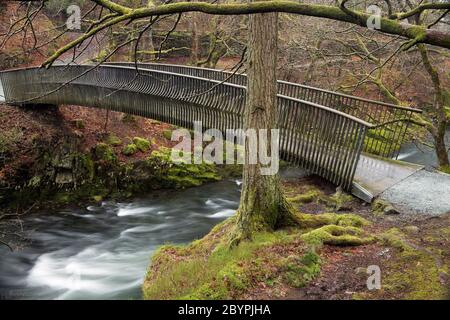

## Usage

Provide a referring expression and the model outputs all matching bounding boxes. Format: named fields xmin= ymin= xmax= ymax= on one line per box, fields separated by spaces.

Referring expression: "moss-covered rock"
xmin=122 ymin=143 xmax=138 ymax=156
xmin=145 ymin=147 xmax=221 ymax=188
xmin=133 ymin=137 xmax=151 ymax=152
xmin=106 ymin=134 xmax=122 ymax=146
xmin=94 ymin=143 xmax=116 ymax=163
xmin=372 ymin=198 xmax=399 ymax=215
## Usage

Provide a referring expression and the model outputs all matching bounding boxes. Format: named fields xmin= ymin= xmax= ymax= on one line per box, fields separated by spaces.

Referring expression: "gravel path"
xmin=380 ymin=169 xmax=450 ymax=216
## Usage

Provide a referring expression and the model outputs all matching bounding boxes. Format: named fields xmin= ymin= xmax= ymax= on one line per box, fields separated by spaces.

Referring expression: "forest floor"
xmin=280 ymin=176 xmax=449 ymax=300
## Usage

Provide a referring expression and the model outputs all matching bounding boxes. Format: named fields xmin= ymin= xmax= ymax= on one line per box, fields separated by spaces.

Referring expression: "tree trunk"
xmin=230 ymin=6 xmax=293 ymax=244
xmin=435 ymin=130 xmax=449 ymax=168
xmin=190 ymin=16 xmax=200 ymax=64
xmin=418 ymin=44 xmax=449 ymax=168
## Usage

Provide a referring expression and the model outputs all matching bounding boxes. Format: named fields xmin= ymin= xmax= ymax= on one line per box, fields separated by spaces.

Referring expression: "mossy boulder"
xmin=146 ymin=147 xmax=221 ymax=188
xmin=122 ymin=143 xmax=138 ymax=156
xmin=372 ymin=198 xmax=399 ymax=215
xmin=94 ymin=143 xmax=116 ymax=163
xmin=106 ymin=134 xmax=122 ymax=146
xmin=133 ymin=137 xmax=151 ymax=152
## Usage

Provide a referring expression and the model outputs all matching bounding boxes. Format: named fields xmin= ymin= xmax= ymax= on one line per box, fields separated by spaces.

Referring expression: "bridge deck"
xmin=352 ymin=154 xmax=423 ymax=202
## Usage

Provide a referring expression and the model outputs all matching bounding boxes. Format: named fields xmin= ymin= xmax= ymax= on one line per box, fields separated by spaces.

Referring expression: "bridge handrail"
xmin=104 ymin=62 xmax=421 ymax=113
xmin=104 ymin=62 xmax=418 ymax=159
xmin=0 ymin=65 xmax=374 ymax=128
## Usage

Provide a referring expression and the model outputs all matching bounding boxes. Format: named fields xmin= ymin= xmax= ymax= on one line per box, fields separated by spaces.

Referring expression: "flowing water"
xmin=0 ymin=180 xmax=242 ymax=300
xmin=396 ymin=128 xmax=450 ymax=169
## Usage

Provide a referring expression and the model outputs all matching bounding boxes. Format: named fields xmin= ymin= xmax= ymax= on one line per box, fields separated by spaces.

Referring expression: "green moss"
xmin=283 ymin=250 xmax=321 ymax=288
xmin=372 ymin=228 xmax=448 ymax=300
xmin=287 ymin=189 xmax=321 ymax=204
xmin=327 ymin=190 xmax=354 ymax=211
xmin=146 ymin=147 xmax=221 ymax=188
xmin=441 ymin=227 xmax=450 ymax=237
xmin=133 ymin=137 xmax=151 ymax=152
xmin=163 ymin=129 xmax=173 ymax=140
xmin=377 ymin=228 xmax=418 ymax=254
xmin=94 ymin=143 xmax=117 ymax=163
xmin=106 ymin=134 xmax=122 ymax=146
xmin=79 ymin=154 xmax=95 ymax=181
xmin=54 ymin=193 xmax=71 ymax=204
xmin=438 ymin=165 xmax=450 ymax=175
xmin=300 ymin=224 xmax=374 ymax=246
xmin=143 ymin=219 xmax=314 ymax=300
xmin=122 ymin=143 xmax=138 ymax=156
xmin=295 ymin=212 xmax=370 ymax=229
xmin=92 ymin=195 xmax=103 ymax=202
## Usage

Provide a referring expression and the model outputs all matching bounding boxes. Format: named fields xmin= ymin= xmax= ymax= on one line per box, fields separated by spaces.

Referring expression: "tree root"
xmin=279 ymin=210 xmax=370 ymax=229
xmin=228 ymin=193 xmax=372 ymax=248
xmin=300 ymin=224 xmax=375 ymax=246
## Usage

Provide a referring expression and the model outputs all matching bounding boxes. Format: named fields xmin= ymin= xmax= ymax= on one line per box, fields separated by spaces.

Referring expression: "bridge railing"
xmin=0 ymin=65 xmax=372 ymax=190
xmin=105 ymin=62 xmax=421 ymax=159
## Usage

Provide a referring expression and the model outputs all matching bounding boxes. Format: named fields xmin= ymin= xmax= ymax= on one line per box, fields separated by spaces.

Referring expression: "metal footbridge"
xmin=0 ymin=63 xmax=424 ymax=202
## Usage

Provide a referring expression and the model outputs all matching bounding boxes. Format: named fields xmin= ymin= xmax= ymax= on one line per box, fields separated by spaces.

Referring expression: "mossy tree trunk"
xmin=418 ymin=44 xmax=449 ymax=169
xmin=230 ymin=3 xmax=294 ymax=244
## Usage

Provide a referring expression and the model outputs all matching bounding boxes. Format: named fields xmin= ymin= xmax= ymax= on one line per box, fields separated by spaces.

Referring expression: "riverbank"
xmin=0 ymin=103 xmax=240 ymax=212
xmin=143 ymin=175 xmax=450 ymax=300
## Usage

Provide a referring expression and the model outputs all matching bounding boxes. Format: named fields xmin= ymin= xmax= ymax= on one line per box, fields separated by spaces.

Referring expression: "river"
xmin=396 ymin=128 xmax=450 ymax=170
xmin=0 ymin=180 xmax=241 ymax=300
